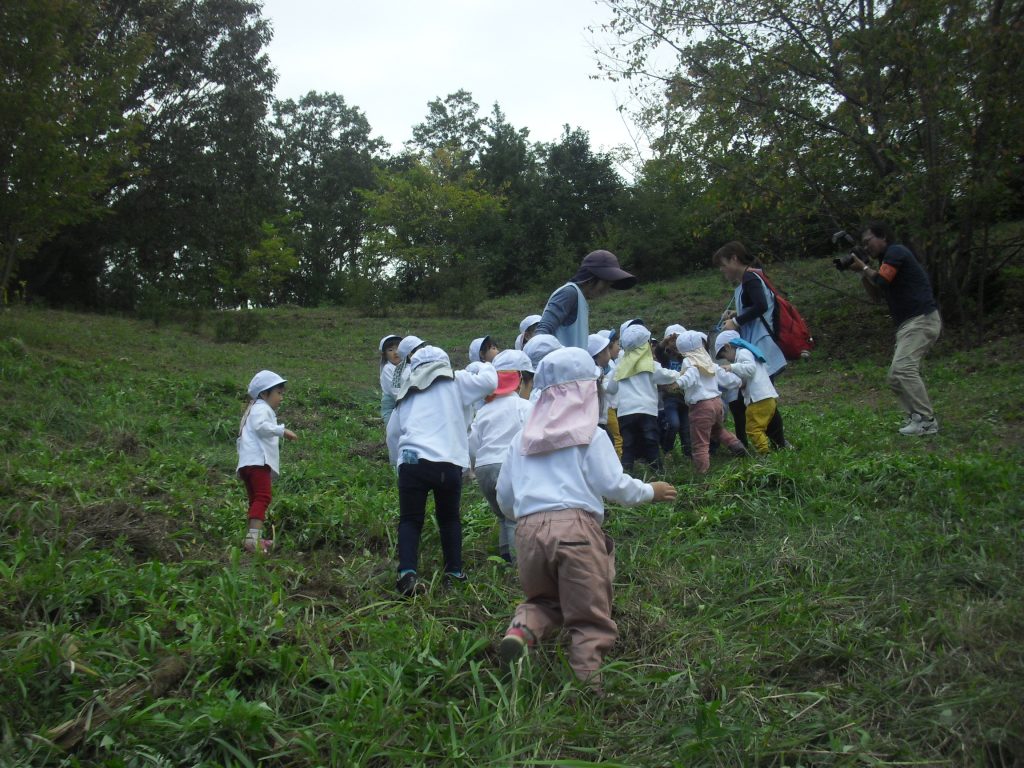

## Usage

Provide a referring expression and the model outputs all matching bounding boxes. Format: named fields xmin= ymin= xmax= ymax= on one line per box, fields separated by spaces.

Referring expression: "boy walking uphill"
xmin=387 ymin=346 xmax=497 ymax=596
xmin=495 ymin=347 xmax=677 ymax=685
xmin=604 ymin=324 xmax=680 ymax=473
xmin=237 ymin=370 xmax=298 ymax=554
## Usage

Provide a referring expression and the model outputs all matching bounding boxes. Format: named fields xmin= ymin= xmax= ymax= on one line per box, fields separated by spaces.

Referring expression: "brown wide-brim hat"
xmin=580 ymin=250 xmax=637 ymax=289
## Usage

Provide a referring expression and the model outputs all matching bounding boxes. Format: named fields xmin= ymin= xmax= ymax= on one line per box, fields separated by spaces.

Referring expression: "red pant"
xmin=239 ymin=465 xmax=272 ymax=521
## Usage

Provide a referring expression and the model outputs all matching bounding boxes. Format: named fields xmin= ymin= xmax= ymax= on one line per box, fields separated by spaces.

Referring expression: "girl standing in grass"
xmin=496 ymin=347 xmax=676 ymax=686
xmin=386 ymin=346 xmax=497 ymax=596
xmin=237 ymin=370 xmax=298 ymax=554
xmin=379 ymin=334 xmax=402 ymax=423
xmin=674 ymin=331 xmax=747 ymax=474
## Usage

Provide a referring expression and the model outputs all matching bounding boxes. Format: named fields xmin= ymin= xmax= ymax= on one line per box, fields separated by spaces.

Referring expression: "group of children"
xmin=232 ymin=298 xmax=786 ymax=688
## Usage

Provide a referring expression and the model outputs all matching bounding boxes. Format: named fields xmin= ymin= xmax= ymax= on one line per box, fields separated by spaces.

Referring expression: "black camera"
xmin=831 ymin=230 xmax=869 ymax=271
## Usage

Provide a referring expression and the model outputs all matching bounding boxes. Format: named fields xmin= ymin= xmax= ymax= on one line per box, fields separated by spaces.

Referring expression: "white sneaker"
xmin=899 ymin=413 xmax=938 ymax=436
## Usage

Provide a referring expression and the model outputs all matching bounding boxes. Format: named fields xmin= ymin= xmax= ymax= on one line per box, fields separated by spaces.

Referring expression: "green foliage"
xmin=213 ymin=311 xmax=263 ymax=344
xmin=271 ymin=92 xmax=386 ymax=306
xmin=0 ymin=0 xmax=147 ymax=297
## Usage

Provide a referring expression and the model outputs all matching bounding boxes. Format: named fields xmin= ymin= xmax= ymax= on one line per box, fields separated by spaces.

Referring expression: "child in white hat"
xmin=604 ymin=323 xmax=680 ymax=473
xmin=674 ymin=331 xmax=747 ymax=474
xmin=495 ymin=347 xmax=676 ymax=686
xmin=469 ymin=349 xmax=534 ymax=564
xmin=714 ymin=330 xmax=779 ymax=455
xmin=386 ymin=346 xmax=498 ymax=596
xmin=379 ymin=334 xmax=402 ymax=422
xmin=237 ymin=370 xmax=298 ymax=553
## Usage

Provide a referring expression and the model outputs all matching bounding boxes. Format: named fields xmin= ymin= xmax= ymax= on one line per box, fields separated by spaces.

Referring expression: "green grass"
xmin=1 ymin=263 xmax=1022 ymax=766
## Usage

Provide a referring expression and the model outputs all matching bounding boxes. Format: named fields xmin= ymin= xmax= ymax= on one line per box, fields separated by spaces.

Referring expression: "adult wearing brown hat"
xmin=535 ymin=250 xmax=637 ymax=350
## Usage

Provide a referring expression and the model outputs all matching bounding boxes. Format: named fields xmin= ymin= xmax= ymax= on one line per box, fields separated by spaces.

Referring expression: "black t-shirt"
xmin=872 ymin=244 xmax=937 ymax=325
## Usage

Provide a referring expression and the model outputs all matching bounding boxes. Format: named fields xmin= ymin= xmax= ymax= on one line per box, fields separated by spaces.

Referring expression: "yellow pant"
xmin=607 ymin=408 xmax=623 ymax=458
xmin=745 ymin=398 xmax=777 ymax=455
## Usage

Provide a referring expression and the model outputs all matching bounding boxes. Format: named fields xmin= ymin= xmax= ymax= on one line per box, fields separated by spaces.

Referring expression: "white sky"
xmin=259 ymin=0 xmax=649 ymax=164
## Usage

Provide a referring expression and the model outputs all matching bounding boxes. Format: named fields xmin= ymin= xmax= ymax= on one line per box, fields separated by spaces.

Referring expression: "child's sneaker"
xmin=444 ymin=571 xmax=468 ymax=588
xmin=498 ymin=627 xmax=529 ymax=666
xmin=899 ymin=413 xmax=939 ymax=436
xmin=396 ymin=571 xmax=420 ymax=597
xmin=243 ymin=537 xmax=274 ymax=554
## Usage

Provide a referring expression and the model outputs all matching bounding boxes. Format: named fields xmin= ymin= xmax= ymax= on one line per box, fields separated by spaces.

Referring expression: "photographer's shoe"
xmin=899 ymin=413 xmax=939 ymax=436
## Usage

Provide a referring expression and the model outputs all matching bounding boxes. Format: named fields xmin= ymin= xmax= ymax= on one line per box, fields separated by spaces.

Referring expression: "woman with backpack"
xmin=712 ymin=241 xmax=790 ymax=450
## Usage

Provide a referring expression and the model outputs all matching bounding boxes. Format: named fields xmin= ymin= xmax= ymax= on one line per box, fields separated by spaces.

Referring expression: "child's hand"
xmin=723 ymin=318 xmax=739 ymax=331
xmin=650 ymin=482 xmax=677 ymax=502
xmin=720 ymin=364 xmax=732 ymax=372
xmin=284 ymin=429 xmax=298 ymax=441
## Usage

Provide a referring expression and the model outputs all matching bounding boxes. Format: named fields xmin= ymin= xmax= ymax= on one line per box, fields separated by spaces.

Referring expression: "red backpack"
xmin=749 ymin=268 xmax=814 ymax=360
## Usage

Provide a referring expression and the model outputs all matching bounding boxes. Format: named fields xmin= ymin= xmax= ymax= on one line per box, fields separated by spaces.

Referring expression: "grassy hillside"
xmin=1 ymin=263 xmax=1022 ymax=767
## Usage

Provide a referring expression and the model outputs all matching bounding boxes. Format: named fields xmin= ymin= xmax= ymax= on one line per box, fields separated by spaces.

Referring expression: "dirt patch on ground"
xmin=60 ymin=501 xmax=196 ymax=562
xmin=348 ymin=439 xmax=388 ymax=461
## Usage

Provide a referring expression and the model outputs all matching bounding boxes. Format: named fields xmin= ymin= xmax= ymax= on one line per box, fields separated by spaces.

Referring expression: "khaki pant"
xmin=507 ymin=508 xmax=616 ymax=682
xmin=889 ymin=311 xmax=941 ymax=420
xmin=745 ymin=398 xmax=777 ymax=455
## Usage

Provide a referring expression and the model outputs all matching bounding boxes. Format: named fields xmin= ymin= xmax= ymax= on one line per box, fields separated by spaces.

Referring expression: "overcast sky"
xmin=259 ymin=0 xmax=648 ymax=162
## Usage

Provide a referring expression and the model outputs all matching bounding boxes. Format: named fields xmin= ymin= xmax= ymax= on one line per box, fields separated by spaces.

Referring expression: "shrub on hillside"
xmin=213 ymin=311 xmax=261 ymax=343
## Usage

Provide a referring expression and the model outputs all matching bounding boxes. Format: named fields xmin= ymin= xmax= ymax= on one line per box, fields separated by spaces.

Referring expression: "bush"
xmin=213 ymin=310 xmax=261 ymax=343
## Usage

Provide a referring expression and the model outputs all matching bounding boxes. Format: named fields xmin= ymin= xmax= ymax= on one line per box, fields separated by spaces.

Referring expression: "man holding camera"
xmin=847 ymin=222 xmax=941 ymax=436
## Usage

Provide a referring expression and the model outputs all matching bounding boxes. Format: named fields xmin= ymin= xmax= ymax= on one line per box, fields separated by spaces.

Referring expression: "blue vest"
xmin=552 ymin=282 xmax=589 ymax=350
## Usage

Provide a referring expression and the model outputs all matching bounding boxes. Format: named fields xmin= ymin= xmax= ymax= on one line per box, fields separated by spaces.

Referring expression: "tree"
xmin=361 ymin=158 xmax=504 ymax=313
xmin=271 ymin=92 xmax=386 ymax=305
xmin=597 ymin=0 xmax=1024 ymax=319
xmin=408 ymin=90 xmax=487 ymax=181
xmin=540 ymin=126 xmax=625 ymax=270
xmin=21 ymin=0 xmax=279 ymax=309
xmin=0 ymin=0 xmax=146 ymax=299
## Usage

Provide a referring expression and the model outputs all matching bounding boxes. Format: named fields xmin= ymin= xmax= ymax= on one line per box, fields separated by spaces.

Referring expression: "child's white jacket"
xmin=469 ymin=395 xmax=533 ymax=467
xmin=678 ymin=361 xmax=742 ymax=406
xmin=387 ymin=365 xmax=498 ymax=469
xmin=729 ymin=348 xmax=779 ymax=405
xmin=237 ymin=400 xmax=286 ymax=478
xmin=604 ymin=363 xmax=679 ymax=417
xmin=496 ymin=427 xmax=652 ymax=523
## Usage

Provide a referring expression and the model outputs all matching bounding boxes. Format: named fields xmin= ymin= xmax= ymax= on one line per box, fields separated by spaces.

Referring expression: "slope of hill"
xmin=1 ymin=266 xmax=1022 ymax=766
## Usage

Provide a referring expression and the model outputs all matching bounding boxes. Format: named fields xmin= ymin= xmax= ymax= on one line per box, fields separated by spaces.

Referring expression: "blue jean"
xmin=397 ymin=460 xmax=463 ymax=574
xmin=660 ymin=396 xmax=691 ymax=456
xmin=618 ymin=413 xmax=662 ymax=472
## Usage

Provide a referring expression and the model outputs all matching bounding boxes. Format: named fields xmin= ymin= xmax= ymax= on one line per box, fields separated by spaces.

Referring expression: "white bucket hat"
xmin=247 ymin=370 xmax=287 ymax=400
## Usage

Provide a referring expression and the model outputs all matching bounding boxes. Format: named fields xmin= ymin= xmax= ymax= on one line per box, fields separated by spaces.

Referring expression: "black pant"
xmin=397 ymin=460 xmax=463 ymax=574
xmin=618 ymin=413 xmax=662 ymax=472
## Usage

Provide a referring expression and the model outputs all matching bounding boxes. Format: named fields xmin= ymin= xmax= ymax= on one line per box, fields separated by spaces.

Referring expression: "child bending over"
xmin=496 ymin=347 xmax=676 ymax=686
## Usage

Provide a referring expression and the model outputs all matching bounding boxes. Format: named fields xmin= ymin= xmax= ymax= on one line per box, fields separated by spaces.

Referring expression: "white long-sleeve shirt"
xmin=729 ymin=348 xmax=779 ymax=405
xmin=677 ymin=360 xmax=740 ymax=406
xmin=604 ymin=363 xmax=680 ymax=417
xmin=496 ymin=427 xmax=653 ymax=523
xmin=469 ymin=395 xmax=533 ymax=467
xmin=236 ymin=400 xmax=286 ymax=477
xmin=386 ymin=365 xmax=498 ymax=468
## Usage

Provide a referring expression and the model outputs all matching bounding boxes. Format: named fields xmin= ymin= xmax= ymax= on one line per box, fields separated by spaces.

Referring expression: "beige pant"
xmin=888 ymin=310 xmax=941 ymax=419
xmin=508 ymin=508 xmax=616 ymax=682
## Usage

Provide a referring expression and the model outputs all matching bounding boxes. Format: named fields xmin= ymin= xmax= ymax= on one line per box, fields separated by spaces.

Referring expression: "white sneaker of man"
xmin=899 ymin=413 xmax=939 ymax=436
